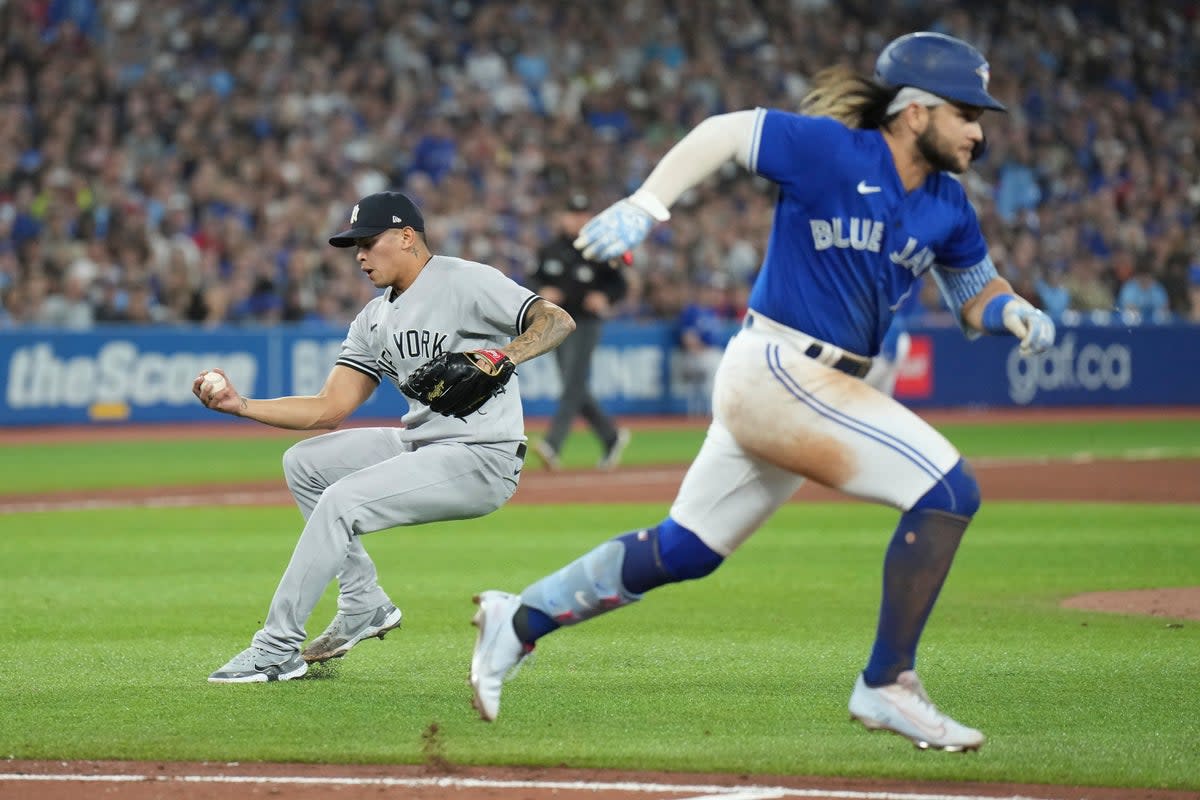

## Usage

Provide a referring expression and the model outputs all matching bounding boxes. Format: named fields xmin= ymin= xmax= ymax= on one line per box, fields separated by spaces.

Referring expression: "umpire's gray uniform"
xmin=251 ymin=256 xmax=540 ymax=658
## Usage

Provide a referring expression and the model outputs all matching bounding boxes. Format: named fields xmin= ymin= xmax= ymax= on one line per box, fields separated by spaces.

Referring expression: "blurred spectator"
xmin=93 ymin=279 xmax=128 ymax=323
xmin=0 ymin=0 xmax=1197 ymax=332
xmin=1062 ymin=254 xmax=1116 ymax=313
xmin=1034 ymin=266 xmax=1072 ymax=320
xmin=1191 ymin=266 xmax=1200 ymax=324
xmin=676 ymin=277 xmax=730 ymax=417
xmin=1116 ymin=262 xmax=1171 ymax=322
xmin=121 ymin=283 xmax=169 ymax=324
xmin=35 ymin=272 xmax=94 ymax=329
xmin=993 ymin=135 xmax=1042 ymax=224
xmin=1160 ymin=251 xmax=1193 ymax=318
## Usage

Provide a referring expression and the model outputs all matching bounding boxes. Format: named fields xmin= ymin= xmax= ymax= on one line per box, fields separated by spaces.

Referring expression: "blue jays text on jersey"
xmin=745 ymin=109 xmax=987 ymax=356
xmin=808 ymin=221 xmax=937 ymax=278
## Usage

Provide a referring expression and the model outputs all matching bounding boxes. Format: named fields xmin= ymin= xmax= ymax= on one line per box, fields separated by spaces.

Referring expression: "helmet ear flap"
xmin=971 ymin=135 xmax=988 ymax=161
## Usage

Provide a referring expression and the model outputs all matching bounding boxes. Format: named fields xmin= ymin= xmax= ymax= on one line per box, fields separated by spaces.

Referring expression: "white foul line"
xmin=681 ymin=792 xmax=788 ymax=800
xmin=0 ymin=772 xmax=1058 ymax=800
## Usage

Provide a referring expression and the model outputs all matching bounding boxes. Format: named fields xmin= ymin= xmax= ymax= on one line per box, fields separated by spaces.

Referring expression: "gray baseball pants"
xmin=250 ymin=427 xmax=524 ymax=657
xmin=544 ymin=318 xmax=618 ymax=452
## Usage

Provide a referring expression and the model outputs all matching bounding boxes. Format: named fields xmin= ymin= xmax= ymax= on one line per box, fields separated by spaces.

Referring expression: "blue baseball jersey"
xmin=746 ymin=108 xmax=988 ymax=356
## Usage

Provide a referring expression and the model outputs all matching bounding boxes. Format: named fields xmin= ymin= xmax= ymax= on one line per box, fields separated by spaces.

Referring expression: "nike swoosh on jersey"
xmin=857 ymin=180 xmax=882 ymax=194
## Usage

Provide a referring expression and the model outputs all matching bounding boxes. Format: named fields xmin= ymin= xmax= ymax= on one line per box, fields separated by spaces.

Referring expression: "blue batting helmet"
xmin=875 ymin=32 xmax=1006 ymax=111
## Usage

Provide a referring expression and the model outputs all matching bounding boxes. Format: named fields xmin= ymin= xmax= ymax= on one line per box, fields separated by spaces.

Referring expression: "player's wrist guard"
xmin=981 ymin=294 xmax=1019 ymax=334
xmin=981 ymin=294 xmax=1055 ymax=355
xmin=628 ymin=188 xmax=671 ymax=222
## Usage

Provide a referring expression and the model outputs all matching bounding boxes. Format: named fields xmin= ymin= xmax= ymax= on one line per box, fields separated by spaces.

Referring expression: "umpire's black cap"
xmin=329 ymin=191 xmax=425 ymax=247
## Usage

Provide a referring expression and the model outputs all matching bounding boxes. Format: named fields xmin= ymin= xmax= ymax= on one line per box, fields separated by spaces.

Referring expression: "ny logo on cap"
xmin=350 ymin=204 xmax=360 ymax=224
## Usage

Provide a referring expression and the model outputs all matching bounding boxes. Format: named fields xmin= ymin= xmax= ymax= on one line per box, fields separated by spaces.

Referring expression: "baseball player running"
xmin=195 ymin=190 xmax=574 ymax=684
xmin=469 ymin=33 xmax=1055 ymax=751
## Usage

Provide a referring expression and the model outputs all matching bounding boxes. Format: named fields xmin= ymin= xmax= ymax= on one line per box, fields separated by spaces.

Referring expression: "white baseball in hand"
xmin=202 ymin=371 xmax=227 ymax=393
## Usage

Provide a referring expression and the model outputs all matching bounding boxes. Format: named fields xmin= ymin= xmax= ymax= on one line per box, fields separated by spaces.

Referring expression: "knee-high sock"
xmin=863 ymin=509 xmax=969 ymax=687
xmin=513 ymin=518 xmax=722 ymax=644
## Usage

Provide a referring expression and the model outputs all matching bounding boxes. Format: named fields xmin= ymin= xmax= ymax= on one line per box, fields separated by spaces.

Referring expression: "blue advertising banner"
xmin=1 ymin=320 xmax=1197 ymax=426
xmin=0 ymin=322 xmax=696 ymax=425
xmin=894 ymin=321 xmax=1200 ymax=408
xmin=2 ymin=328 xmax=271 ymax=425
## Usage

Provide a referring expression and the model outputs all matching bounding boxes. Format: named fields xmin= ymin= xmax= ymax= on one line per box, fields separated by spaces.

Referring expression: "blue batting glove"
xmin=1004 ymin=303 xmax=1056 ymax=355
xmin=574 ymin=199 xmax=656 ymax=261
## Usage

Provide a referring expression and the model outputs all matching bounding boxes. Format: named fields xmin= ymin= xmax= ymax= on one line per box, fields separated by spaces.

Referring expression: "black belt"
xmin=802 ymin=342 xmax=872 ymax=378
xmin=516 ymin=443 xmax=527 ymax=460
xmin=743 ymin=312 xmax=873 ymax=379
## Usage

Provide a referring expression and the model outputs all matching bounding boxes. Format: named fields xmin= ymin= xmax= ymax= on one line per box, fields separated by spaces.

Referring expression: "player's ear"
xmin=892 ymin=102 xmax=923 ymax=135
xmin=907 ymin=103 xmax=931 ymax=131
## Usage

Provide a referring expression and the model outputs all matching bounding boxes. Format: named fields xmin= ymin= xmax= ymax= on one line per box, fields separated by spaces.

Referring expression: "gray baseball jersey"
xmin=248 ymin=255 xmax=541 ymax=658
xmin=335 ymin=255 xmax=541 ymax=444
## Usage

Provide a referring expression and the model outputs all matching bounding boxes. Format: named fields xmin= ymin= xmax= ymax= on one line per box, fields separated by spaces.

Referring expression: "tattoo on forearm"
xmin=505 ymin=305 xmax=573 ymax=364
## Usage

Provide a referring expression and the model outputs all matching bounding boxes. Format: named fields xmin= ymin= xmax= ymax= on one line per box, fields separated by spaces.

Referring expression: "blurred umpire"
xmin=531 ymin=192 xmax=631 ymax=470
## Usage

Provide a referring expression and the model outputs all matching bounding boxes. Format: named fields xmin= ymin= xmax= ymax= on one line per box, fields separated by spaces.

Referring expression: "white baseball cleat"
xmin=470 ymin=590 xmax=531 ymax=721
xmin=848 ymin=670 xmax=985 ymax=752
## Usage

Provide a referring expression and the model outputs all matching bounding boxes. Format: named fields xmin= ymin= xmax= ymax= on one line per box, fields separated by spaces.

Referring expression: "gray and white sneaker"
xmin=301 ymin=603 xmax=403 ymax=663
xmin=848 ymin=670 xmax=985 ymax=752
xmin=469 ymin=591 xmax=532 ymax=722
xmin=532 ymin=439 xmax=561 ymax=471
xmin=597 ymin=428 xmax=632 ymax=471
xmin=208 ymin=647 xmax=308 ymax=684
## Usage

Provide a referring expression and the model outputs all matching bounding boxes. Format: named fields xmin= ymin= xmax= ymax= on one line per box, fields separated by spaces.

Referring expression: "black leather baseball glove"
xmin=400 ymin=349 xmax=516 ymax=419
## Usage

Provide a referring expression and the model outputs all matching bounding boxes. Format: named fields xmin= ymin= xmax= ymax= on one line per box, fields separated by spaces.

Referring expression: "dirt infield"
xmin=3 ymin=409 xmax=1198 ymax=799
xmin=3 ymin=761 xmax=1198 ymax=800
xmin=6 ymin=455 xmax=1200 ymax=514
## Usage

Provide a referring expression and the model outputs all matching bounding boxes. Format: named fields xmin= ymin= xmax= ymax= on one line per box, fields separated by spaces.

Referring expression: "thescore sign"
xmin=0 ymin=324 xmax=683 ymax=425
xmin=6 ymin=341 xmax=257 ymax=410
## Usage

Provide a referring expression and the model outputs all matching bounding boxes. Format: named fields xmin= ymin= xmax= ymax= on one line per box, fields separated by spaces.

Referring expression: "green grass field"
xmin=3 ymin=417 xmax=1200 ymax=493
xmin=1 ymin=418 xmax=1198 ymax=789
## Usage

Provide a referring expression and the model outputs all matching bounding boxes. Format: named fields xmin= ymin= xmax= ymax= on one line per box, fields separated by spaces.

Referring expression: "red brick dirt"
xmin=3 ymin=409 xmax=1197 ymax=799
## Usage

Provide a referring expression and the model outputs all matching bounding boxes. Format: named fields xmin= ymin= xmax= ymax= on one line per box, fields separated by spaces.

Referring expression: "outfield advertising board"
xmin=892 ymin=325 xmax=1171 ymax=407
xmin=1 ymin=321 xmax=1196 ymax=425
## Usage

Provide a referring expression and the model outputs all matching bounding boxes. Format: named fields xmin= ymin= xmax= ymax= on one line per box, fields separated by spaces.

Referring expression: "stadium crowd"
xmin=2 ymin=0 xmax=1199 ymax=331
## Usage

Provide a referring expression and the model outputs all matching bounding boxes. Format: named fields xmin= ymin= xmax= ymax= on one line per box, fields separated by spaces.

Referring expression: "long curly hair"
xmin=799 ymin=65 xmax=898 ymax=130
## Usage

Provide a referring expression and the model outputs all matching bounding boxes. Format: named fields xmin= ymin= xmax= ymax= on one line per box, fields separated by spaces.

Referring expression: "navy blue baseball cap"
xmin=875 ymin=31 xmax=1006 ymax=111
xmin=329 ymin=191 xmax=425 ymax=247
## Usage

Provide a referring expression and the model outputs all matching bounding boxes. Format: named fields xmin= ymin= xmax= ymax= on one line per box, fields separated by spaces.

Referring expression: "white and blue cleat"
xmin=849 ymin=670 xmax=985 ymax=752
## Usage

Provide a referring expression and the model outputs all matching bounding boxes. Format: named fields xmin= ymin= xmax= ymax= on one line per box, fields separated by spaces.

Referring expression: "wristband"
xmin=629 ymin=188 xmax=671 ymax=222
xmin=472 ymin=348 xmax=508 ymax=366
xmin=981 ymin=294 xmax=1016 ymax=335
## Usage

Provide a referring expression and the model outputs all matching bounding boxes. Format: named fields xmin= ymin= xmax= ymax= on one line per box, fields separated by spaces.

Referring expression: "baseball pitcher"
xmin=194 ymin=190 xmax=574 ymax=683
